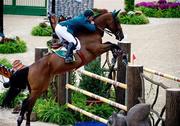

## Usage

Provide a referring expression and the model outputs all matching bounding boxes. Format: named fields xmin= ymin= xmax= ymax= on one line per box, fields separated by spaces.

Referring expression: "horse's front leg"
xmin=103 ymin=42 xmax=128 ymax=65
xmin=103 ymin=41 xmax=123 ymax=58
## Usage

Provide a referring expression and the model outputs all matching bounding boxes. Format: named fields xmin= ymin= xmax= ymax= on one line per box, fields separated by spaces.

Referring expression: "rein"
xmin=96 ymin=25 xmax=113 ymax=36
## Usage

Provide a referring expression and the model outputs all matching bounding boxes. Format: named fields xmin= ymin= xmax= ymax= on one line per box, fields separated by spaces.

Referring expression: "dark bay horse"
xmin=1 ymin=10 xmax=124 ymax=126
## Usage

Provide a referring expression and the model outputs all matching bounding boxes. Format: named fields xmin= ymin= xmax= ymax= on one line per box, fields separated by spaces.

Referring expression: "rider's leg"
xmin=65 ymin=42 xmax=75 ymax=63
xmin=55 ymin=24 xmax=77 ymax=63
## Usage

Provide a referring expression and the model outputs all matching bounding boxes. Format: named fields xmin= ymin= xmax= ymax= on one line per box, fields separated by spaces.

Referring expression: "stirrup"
xmin=64 ymin=56 xmax=74 ymax=63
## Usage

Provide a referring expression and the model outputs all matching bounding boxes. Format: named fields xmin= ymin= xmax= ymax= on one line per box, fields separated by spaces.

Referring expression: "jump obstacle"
xmin=33 ymin=44 xmax=180 ymax=125
xmin=65 ymin=69 xmax=128 ymax=124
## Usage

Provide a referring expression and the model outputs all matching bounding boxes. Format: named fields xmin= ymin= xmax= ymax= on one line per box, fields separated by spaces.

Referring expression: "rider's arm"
xmin=83 ymin=21 xmax=96 ymax=32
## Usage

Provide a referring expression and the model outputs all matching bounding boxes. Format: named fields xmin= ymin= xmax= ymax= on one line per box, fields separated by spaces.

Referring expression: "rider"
xmin=55 ymin=9 xmax=96 ymax=63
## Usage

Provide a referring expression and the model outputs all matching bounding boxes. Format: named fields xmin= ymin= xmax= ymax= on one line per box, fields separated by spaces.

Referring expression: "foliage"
xmin=79 ymin=57 xmax=109 ymax=97
xmin=136 ymin=0 xmax=180 ymax=18
xmin=125 ymin=0 xmax=135 ymax=12
xmin=0 ymin=90 xmax=117 ymax=125
xmin=33 ymin=91 xmax=117 ymax=125
xmin=34 ymin=98 xmax=76 ymax=125
xmin=119 ymin=11 xmax=149 ymax=24
xmin=71 ymin=92 xmax=118 ymax=121
xmin=0 ymin=91 xmax=7 ymax=106
xmin=0 ymin=58 xmax=12 ymax=68
xmin=0 ymin=91 xmax=27 ymax=108
xmin=136 ymin=0 xmax=180 ymax=10
xmin=0 ymin=39 xmax=27 ymax=54
xmin=136 ymin=6 xmax=180 ymax=18
xmin=31 ymin=22 xmax=52 ymax=36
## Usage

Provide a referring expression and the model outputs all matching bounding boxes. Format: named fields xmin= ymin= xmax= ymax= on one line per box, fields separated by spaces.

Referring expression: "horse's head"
xmin=109 ymin=10 xmax=124 ymax=41
xmin=94 ymin=10 xmax=124 ymax=41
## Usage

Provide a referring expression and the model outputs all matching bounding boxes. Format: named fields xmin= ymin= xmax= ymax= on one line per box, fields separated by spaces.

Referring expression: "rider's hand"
xmin=91 ymin=21 xmax=95 ymax=24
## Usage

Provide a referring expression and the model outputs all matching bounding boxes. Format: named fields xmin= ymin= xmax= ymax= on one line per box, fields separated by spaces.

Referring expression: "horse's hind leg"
xmin=17 ymin=97 xmax=29 ymax=126
xmin=25 ymin=90 xmax=42 ymax=126
xmin=17 ymin=90 xmax=41 ymax=126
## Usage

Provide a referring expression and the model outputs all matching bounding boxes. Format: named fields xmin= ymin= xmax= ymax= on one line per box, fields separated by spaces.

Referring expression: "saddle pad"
xmin=52 ymin=47 xmax=67 ymax=58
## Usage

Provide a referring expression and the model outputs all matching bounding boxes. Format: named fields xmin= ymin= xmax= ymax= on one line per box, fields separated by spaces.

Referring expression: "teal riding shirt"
xmin=59 ymin=14 xmax=96 ymax=36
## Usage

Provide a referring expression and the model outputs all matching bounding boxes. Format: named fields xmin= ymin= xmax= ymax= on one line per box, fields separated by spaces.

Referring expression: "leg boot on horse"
xmin=65 ymin=42 xmax=75 ymax=63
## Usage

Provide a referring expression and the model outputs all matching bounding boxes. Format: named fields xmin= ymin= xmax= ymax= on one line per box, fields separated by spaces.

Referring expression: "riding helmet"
xmin=83 ymin=9 xmax=94 ymax=17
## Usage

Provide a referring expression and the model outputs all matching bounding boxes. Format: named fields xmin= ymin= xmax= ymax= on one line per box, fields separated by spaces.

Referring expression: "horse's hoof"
xmin=17 ymin=116 xmax=23 ymax=126
xmin=26 ymin=122 xmax=30 ymax=126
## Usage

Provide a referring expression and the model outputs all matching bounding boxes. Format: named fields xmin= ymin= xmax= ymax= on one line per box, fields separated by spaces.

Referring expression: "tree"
xmin=124 ymin=0 xmax=135 ymax=12
xmin=52 ymin=0 xmax=55 ymax=13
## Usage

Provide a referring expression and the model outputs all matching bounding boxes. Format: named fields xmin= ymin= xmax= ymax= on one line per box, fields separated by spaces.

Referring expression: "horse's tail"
xmin=0 ymin=64 xmax=14 ymax=78
xmin=1 ymin=66 xmax=29 ymax=107
xmin=1 ymin=86 xmax=21 ymax=108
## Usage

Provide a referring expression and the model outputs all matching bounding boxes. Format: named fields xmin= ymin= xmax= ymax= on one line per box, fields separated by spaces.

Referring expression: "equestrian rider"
xmin=55 ymin=9 xmax=96 ymax=63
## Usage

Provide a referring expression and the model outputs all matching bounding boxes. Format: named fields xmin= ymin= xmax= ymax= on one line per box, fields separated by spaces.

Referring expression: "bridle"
xmin=95 ymin=13 xmax=121 ymax=38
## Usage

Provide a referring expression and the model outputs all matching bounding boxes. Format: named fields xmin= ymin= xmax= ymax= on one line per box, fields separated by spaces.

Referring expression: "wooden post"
xmin=34 ymin=47 xmax=48 ymax=97
xmin=165 ymin=88 xmax=180 ymax=126
xmin=35 ymin=47 xmax=48 ymax=62
xmin=56 ymin=73 xmax=66 ymax=105
xmin=126 ymin=64 xmax=143 ymax=110
xmin=116 ymin=42 xmax=131 ymax=105
xmin=56 ymin=72 xmax=71 ymax=105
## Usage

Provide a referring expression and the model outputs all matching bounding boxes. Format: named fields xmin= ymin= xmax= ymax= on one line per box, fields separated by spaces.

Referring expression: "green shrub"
xmin=0 ymin=58 xmax=12 ymax=68
xmin=31 ymin=23 xmax=52 ymax=36
xmin=34 ymin=99 xmax=76 ymax=125
xmin=71 ymin=92 xmax=117 ymax=121
xmin=0 ymin=92 xmax=7 ymax=105
xmin=0 ymin=39 xmax=27 ymax=54
xmin=79 ymin=57 xmax=109 ymax=97
xmin=125 ymin=0 xmax=135 ymax=12
xmin=136 ymin=7 xmax=180 ymax=18
xmin=0 ymin=91 xmax=27 ymax=108
xmin=119 ymin=12 xmax=149 ymax=24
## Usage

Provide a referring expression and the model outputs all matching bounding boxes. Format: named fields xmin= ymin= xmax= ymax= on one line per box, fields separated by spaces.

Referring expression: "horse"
xmin=1 ymin=9 xmax=125 ymax=126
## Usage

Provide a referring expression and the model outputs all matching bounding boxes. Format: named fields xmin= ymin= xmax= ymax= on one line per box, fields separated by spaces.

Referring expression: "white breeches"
xmin=55 ymin=24 xmax=77 ymax=45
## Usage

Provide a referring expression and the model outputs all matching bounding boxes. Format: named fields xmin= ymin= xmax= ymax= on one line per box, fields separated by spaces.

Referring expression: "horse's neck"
xmin=94 ymin=14 xmax=110 ymax=36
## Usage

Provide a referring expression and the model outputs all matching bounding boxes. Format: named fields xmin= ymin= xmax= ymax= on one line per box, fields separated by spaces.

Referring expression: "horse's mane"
xmin=92 ymin=8 xmax=108 ymax=15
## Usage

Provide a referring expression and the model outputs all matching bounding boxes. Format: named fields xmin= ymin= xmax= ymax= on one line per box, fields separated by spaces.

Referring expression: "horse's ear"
xmin=112 ymin=9 xmax=121 ymax=18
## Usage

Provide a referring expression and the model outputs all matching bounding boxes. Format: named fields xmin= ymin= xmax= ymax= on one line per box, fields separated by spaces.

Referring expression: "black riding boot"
xmin=65 ymin=42 xmax=75 ymax=63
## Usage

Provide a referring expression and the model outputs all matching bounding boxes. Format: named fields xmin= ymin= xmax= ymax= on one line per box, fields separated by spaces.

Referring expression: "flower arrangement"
xmin=136 ymin=0 xmax=180 ymax=10
xmin=136 ymin=0 xmax=180 ymax=17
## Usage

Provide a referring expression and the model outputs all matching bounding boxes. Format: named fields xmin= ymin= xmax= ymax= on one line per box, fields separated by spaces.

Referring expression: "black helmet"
xmin=83 ymin=9 xmax=94 ymax=17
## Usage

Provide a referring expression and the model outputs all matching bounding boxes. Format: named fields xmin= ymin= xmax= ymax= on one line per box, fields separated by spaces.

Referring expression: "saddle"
xmin=51 ymin=38 xmax=80 ymax=59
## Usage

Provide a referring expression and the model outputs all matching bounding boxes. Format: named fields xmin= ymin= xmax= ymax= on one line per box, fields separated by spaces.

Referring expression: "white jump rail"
xmin=66 ymin=84 xmax=127 ymax=111
xmin=67 ymin=103 xmax=108 ymax=124
xmin=77 ymin=69 xmax=127 ymax=89
xmin=144 ymin=67 xmax=180 ymax=83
